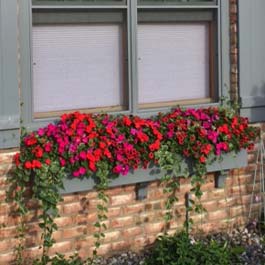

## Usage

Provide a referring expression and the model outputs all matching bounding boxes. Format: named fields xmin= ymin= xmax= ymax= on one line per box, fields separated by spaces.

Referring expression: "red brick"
xmin=134 ymin=235 xmax=156 ymax=248
xmin=103 ymin=231 xmax=121 ymax=242
xmin=111 ymin=194 xmax=135 ymax=206
xmin=124 ymin=203 xmax=144 ymax=214
xmin=218 ymin=197 xmax=237 ymax=208
xmin=49 ymin=241 xmax=73 ymax=255
xmin=107 ymin=207 xmax=121 ymax=218
xmin=123 ymin=227 xmax=142 ymax=238
xmin=0 ymin=226 xmax=17 ymax=239
xmin=75 ymin=236 xmax=95 ymax=250
xmin=124 ymin=185 xmax=136 ymax=192
xmin=24 ymin=246 xmax=43 ymax=259
xmin=111 ymin=216 xmax=134 ymax=228
xmin=144 ymin=222 xmax=164 ymax=234
xmin=63 ymin=194 xmax=80 ymax=203
xmin=55 ymin=216 xmax=73 ymax=227
xmin=112 ymin=240 xmax=130 ymax=252
xmin=203 ymin=200 xmax=217 ymax=211
xmin=207 ymin=209 xmax=228 ymax=221
xmin=62 ymin=226 xmax=87 ymax=239
xmin=63 ymin=202 xmax=83 ymax=215
xmin=92 ymin=243 xmax=111 ymax=256
xmin=105 ymin=186 xmax=123 ymax=196
xmin=0 ymin=252 xmax=15 ymax=263
xmin=0 ymin=238 xmax=17 ymax=252
xmin=229 ymin=206 xmax=246 ymax=217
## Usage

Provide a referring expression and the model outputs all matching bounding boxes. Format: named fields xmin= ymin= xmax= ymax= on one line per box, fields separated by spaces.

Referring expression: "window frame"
xmin=18 ymin=0 xmax=230 ymax=131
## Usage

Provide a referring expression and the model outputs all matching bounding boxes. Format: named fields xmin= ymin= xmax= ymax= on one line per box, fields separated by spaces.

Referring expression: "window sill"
xmin=60 ymin=149 xmax=247 ymax=194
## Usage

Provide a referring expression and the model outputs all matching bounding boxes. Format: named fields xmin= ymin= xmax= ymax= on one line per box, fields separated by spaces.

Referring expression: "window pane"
xmin=33 ymin=24 xmax=125 ymax=114
xmin=138 ymin=23 xmax=210 ymax=106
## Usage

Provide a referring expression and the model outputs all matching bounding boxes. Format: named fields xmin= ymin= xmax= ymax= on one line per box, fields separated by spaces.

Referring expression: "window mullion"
xmin=127 ymin=0 xmax=138 ymax=115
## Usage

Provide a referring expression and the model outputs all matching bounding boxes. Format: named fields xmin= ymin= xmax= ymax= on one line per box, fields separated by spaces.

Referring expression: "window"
xmin=32 ymin=4 xmax=128 ymax=118
xmin=137 ymin=9 xmax=216 ymax=108
xmin=18 ymin=0 xmax=228 ymax=128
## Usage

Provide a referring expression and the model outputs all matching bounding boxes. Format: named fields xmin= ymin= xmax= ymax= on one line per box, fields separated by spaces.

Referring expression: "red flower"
xmin=148 ymin=152 xmax=154 ymax=159
xmin=32 ymin=160 xmax=42 ymax=169
xmin=44 ymin=143 xmax=52 ymax=152
xmin=33 ymin=146 xmax=43 ymax=158
xmin=14 ymin=153 xmax=20 ymax=166
xmin=199 ymin=156 xmax=206 ymax=163
xmin=201 ymin=144 xmax=212 ymax=155
xmin=89 ymin=161 xmax=96 ymax=172
xmin=123 ymin=116 xmax=132 ymax=126
xmin=87 ymin=153 xmax=96 ymax=162
xmin=217 ymin=124 xmax=229 ymax=134
xmin=24 ymin=134 xmax=37 ymax=146
xmin=45 ymin=159 xmax=51 ymax=165
xmin=24 ymin=161 xmax=32 ymax=169
xmin=149 ymin=140 xmax=160 ymax=151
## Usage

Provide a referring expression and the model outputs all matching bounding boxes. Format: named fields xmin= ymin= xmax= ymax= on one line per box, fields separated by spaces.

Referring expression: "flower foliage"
xmin=15 ymin=107 xmax=257 ymax=179
xmin=10 ymin=106 xmax=258 ymax=262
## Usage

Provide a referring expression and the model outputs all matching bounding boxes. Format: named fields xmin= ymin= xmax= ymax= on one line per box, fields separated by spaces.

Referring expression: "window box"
xmin=60 ymin=149 xmax=247 ymax=194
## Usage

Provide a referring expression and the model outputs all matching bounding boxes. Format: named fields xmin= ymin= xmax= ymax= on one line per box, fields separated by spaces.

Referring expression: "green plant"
xmin=144 ymin=232 xmax=242 ymax=265
xmin=7 ymin=106 xmax=258 ymax=264
xmin=33 ymin=253 xmax=93 ymax=265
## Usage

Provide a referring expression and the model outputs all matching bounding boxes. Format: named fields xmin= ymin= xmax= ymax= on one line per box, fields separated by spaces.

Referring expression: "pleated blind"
xmin=32 ymin=24 xmax=123 ymax=113
xmin=137 ymin=23 xmax=210 ymax=105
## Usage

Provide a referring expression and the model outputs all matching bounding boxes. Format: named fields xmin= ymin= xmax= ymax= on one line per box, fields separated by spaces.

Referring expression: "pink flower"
xmin=79 ymin=167 xmax=86 ymax=175
xmin=207 ymin=131 xmax=218 ymax=144
xmin=59 ymin=158 xmax=66 ymax=167
xmin=37 ymin=128 xmax=45 ymax=137
xmin=44 ymin=143 xmax=52 ymax=152
xmin=130 ymin=128 xmax=137 ymax=135
xmin=73 ymin=170 xmax=80 ymax=177
xmin=79 ymin=151 xmax=86 ymax=160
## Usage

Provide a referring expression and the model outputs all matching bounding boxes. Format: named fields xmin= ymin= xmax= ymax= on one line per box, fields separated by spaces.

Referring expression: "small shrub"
xmin=144 ymin=232 xmax=241 ymax=265
xmin=32 ymin=253 xmax=93 ymax=265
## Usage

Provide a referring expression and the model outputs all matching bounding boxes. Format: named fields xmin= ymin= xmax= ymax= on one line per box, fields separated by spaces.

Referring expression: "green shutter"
xmin=0 ymin=0 xmax=20 ymax=149
xmin=239 ymin=0 xmax=265 ymax=122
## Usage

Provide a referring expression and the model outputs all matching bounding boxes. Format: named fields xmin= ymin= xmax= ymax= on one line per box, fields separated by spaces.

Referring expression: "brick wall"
xmin=0 ymin=0 xmax=264 ymax=263
xmin=0 ymin=140 xmax=264 ymax=263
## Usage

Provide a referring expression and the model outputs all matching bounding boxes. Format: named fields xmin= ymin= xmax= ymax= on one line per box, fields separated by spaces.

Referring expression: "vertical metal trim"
xmin=128 ymin=0 xmax=138 ymax=114
xmin=19 ymin=0 xmax=33 ymax=128
xmin=219 ymin=0 xmax=230 ymax=99
xmin=0 ymin=0 xmax=20 ymax=148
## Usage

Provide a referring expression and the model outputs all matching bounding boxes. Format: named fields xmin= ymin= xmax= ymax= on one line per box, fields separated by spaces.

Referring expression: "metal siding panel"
xmin=220 ymin=0 xmax=230 ymax=99
xmin=0 ymin=0 xmax=20 ymax=148
xmin=239 ymin=0 xmax=265 ymax=122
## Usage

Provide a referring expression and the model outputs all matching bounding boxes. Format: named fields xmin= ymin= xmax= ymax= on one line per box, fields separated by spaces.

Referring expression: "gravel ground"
xmin=91 ymin=226 xmax=265 ymax=265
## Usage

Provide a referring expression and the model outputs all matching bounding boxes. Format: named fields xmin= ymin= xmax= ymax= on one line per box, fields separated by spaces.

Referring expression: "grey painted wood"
xmin=32 ymin=0 xmax=126 ymax=6
xmin=33 ymin=11 xmax=124 ymax=24
xmin=60 ymin=149 xmax=247 ymax=194
xmin=17 ymin=0 xmax=231 ymax=143
xmin=138 ymin=10 xmax=213 ymax=22
xmin=0 ymin=0 xmax=20 ymax=148
xmin=239 ymin=0 xmax=265 ymax=122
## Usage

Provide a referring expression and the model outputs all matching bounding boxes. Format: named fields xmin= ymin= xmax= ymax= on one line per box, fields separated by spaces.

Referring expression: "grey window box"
xmin=60 ymin=149 xmax=247 ymax=194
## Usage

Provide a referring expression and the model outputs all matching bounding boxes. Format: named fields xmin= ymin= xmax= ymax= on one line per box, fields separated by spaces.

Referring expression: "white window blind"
xmin=32 ymin=24 xmax=124 ymax=113
xmin=137 ymin=23 xmax=210 ymax=105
